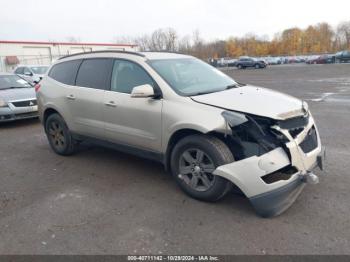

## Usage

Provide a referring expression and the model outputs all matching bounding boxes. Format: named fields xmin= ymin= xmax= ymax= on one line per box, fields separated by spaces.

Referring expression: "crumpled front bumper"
xmin=213 ymin=113 xmax=325 ymax=217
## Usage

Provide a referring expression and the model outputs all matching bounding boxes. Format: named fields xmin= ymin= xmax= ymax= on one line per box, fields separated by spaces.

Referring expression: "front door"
xmin=103 ymin=59 xmax=163 ymax=152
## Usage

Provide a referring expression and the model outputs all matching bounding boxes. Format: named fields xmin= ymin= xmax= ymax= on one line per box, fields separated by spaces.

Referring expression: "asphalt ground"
xmin=0 ymin=63 xmax=349 ymax=255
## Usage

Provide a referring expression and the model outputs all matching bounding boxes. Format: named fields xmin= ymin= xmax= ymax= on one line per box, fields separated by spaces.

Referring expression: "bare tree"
xmin=336 ymin=21 xmax=350 ymax=49
xmin=66 ymin=36 xmax=81 ymax=43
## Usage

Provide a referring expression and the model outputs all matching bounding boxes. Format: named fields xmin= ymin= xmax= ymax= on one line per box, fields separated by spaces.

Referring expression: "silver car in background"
xmin=14 ymin=65 xmax=49 ymax=84
xmin=0 ymin=73 xmax=38 ymax=122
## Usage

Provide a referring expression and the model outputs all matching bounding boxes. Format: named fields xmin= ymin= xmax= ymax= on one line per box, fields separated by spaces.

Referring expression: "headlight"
xmin=221 ymin=110 xmax=248 ymax=127
xmin=0 ymin=99 xmax=8 ymax=107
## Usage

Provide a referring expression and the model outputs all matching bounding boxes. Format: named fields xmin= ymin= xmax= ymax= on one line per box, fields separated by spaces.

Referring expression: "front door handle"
xmin=66 ymin=94 xmax=76 ymax=100
xmin=104 ymin=101 xmax=117 ymax=107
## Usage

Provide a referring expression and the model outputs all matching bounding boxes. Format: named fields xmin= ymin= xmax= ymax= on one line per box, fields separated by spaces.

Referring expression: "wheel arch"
xmin=164 ymin=127 xmax=233 ymax=171
xmin=42 ymin=106 xmax=67 ymax=128
xmin=164 ymin=128 xmax=204 ymax=171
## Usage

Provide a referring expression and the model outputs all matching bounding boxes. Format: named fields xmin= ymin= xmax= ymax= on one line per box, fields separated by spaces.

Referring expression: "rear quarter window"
xmin=48 ymin=60 xmax=82 ymax=85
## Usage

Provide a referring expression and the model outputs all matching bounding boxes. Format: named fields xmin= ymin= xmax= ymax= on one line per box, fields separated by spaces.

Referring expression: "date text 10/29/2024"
xmin=127 ymin=255 xmax=219 ymax=261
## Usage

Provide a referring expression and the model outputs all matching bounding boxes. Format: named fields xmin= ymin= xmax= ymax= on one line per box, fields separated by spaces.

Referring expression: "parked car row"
xmin=210 ymin=49 xmax=350 ymax=68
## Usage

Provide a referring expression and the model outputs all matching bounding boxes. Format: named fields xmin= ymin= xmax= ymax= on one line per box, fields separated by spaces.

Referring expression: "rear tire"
xmin=170 ymin=135 xmax=234 ymax=202
xmin=237 ymin=64 xmax=243 ymax=69
xmin=45 ymin=113 xmax=77 ymax=156
xmin=255 ymin=64 xmax=260 ymax=69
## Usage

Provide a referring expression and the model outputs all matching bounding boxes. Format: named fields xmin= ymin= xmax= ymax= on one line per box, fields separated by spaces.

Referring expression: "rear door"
xmin=103 ymin=59 xmax=163 ymax=152
xmin=67 ymin=58 xmax=113 ymax=138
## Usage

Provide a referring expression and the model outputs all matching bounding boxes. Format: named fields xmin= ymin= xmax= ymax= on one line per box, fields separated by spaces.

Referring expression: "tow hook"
xmin=301 ymin=172 xmax=319 ymax=185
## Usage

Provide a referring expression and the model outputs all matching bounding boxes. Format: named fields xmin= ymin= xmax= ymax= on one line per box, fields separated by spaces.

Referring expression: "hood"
xmin=0 ymin=88 xmax=36 ymax=102
xmin=191 ymin=85 xmax=304 ymax=120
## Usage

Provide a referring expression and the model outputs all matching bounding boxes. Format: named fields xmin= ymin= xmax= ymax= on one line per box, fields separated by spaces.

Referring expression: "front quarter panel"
xmin=162 ymin=98 xmax=226 ymax=153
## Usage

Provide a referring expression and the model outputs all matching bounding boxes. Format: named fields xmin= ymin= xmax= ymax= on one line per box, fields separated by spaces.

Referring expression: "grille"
xmin=299 ymin=126 xmax=318 ymax=153
xmin=11 ymin=100 xmax=37 ymax=107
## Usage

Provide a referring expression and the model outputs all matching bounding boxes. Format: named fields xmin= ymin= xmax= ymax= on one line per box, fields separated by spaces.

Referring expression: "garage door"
xmin=22 ymin=46 xmax=52 ymax=65
xmin=69 ymin=47 xmax=92 ymax=54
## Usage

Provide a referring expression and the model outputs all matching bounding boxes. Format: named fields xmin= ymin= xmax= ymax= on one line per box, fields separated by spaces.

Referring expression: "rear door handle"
xmin=66 ymin=94 xmax=76 ymax=100
xmin=104 ymin=101 xmax=117 ymax=107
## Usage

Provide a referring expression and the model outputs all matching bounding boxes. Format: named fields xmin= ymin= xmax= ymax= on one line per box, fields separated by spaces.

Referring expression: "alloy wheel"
xmin=178 ymin=148 xmax=216 ymax=191
xmin=48 ymin=121 xmax=66 ymax=150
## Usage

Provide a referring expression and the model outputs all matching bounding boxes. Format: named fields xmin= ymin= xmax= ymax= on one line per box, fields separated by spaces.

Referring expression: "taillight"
xmin=35 ymin=84 xmax=41 ymax=92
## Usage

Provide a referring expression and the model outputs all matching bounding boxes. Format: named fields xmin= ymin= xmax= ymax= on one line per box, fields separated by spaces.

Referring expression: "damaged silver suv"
xmin=36 ymin=51 xmax=325 ymax=217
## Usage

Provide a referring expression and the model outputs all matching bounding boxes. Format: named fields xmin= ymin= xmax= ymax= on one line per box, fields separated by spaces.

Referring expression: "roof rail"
xmin=58 ymin=50 xmax=145 ymax=60
xmin=141 ymin=50 xmax=187 ymax=55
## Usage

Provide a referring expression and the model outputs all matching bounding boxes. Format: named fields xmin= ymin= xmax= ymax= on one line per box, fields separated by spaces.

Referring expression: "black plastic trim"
xmin=71 ymin=133 xmax=164 ymax=164
xmin=249 ymin=176 xmax=305 ymax=217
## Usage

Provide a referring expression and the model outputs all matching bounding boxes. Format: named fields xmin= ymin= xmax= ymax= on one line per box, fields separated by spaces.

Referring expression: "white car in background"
xmin=14 ymin=65 xmax=49 ymax=84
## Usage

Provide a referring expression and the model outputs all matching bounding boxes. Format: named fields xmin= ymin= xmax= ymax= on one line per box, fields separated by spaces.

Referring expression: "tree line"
xmin=113 ymin=21 xmax=350 ymax=59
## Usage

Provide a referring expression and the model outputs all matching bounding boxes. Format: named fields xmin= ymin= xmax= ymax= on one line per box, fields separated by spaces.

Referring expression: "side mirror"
xmin=24 ymin=72 xmax=33 ymax=76
xmin=130 ymin=84 xmax=155 ymax=98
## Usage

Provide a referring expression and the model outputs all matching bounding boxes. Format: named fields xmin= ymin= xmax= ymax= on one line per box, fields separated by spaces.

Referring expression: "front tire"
xmin=45 ymin=113 xmax=77 ymax=156
xmin=170 ymin=135 xmax=234 ymax=202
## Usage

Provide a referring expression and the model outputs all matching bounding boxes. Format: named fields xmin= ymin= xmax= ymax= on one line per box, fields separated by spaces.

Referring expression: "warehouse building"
xmin=0 ymin=40 xmax=138 ymax=72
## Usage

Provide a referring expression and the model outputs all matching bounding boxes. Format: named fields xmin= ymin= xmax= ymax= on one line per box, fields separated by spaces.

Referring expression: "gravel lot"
xmin=0 ymin=63 xmax=349 ymax=255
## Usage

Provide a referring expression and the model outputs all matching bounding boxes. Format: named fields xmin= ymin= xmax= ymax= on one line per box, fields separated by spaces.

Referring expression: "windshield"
xmin=147 ymin=58 xmax=237 ymax=96
xmin=30 ymin=66 xmax=49 ymax=74
xmin=0 ymin=75 xmax=32 ymax=90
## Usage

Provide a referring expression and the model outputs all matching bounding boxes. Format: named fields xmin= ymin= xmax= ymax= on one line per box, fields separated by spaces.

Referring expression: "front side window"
xmin=148 ymin=58 xmax=237 ymax=96
xmin=111 ymin=60 xmax=154 ymax=94
xmin=48 ymin=60 xmax=82 ymax=85
xmin=76 ymin=59 xmax=113 ymax=90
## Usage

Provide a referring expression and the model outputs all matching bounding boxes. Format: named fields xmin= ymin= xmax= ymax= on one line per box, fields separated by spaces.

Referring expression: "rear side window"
xmin=76 ymin=59 xmax=113 ymax=90
xmin=49 ymin=60 xmax=82 ymax=85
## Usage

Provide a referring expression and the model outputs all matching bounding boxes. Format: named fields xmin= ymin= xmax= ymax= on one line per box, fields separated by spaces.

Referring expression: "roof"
xmin=0 ymin=40 xmax=137 ymax=47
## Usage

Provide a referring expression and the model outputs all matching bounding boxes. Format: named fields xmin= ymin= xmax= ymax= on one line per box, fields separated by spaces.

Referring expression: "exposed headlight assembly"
xmin=222 ymin=111 xmax=286 ymax=157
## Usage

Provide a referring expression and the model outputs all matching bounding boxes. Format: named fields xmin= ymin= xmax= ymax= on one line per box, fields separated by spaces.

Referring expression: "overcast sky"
xmin=1 ymin=0 xmax=349 ymax=43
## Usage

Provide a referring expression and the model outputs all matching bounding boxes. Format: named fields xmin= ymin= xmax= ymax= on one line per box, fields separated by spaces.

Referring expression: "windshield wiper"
xmin=191 ymin=91 xmax=216 ymax=96
xmin=225 ymin=84 xmax=238 ymax=90
xmin=225 ymin=83 xmax=246 ymax=90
